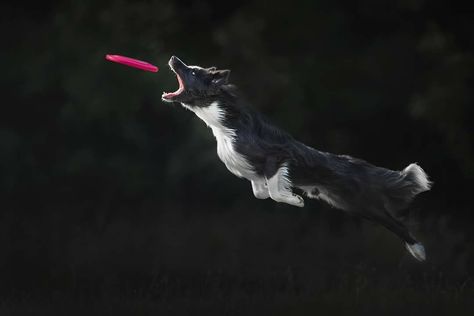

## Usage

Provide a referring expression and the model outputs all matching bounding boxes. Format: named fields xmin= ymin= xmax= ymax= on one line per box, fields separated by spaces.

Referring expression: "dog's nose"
xmin=170 ymin=55 xmax=186 ymax=67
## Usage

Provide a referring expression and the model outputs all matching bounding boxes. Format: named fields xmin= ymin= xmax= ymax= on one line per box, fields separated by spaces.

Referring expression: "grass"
xmin=1 ymin=205 xmax=472 ymax=315
xmin=1 ymin=268 xmax=473 ymax=315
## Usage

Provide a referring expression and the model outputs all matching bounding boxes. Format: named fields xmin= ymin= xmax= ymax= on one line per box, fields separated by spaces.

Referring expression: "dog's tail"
xmin=381 ymin=163 xmax=432 ymax=217
xmin=401 ymin=163 xmax=432 ymax=196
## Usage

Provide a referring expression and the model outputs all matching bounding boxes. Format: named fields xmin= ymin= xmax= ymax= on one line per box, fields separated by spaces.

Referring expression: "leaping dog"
xmin=162 ymin=56 xmax=432 ymax=261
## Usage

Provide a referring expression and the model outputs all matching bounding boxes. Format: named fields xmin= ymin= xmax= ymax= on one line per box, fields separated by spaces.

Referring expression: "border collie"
xmin=162 ymin=56 xmax=432 ymax=261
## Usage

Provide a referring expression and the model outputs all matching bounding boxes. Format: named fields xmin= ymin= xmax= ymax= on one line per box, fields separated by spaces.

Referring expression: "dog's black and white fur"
xmin=162 ymin=56 xmax=432 ymax=261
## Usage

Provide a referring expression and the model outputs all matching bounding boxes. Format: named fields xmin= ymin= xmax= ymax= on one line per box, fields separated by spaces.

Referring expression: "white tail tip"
xmin=404 ymin=163 xmax=432 ymax=193
xmin=405 ymin=242 xmax=426 ymax=261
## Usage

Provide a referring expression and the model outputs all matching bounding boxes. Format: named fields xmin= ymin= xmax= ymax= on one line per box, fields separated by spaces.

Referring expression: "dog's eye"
xmin=191 ymin=71 xmax=196 ymax=76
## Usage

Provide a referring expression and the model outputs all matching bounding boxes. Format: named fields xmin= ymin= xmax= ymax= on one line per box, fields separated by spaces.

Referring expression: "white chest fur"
xmin=183 ymin=101 xmax=255 ymax=179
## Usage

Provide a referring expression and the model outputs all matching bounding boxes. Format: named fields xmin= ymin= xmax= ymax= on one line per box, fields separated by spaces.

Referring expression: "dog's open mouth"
xmin=162 ymin=65 xmax=184 ymax=100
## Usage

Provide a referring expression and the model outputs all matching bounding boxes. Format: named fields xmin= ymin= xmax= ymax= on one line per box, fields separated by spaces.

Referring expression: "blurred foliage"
xmin=0 ymin=0 xmax=473 ymax=313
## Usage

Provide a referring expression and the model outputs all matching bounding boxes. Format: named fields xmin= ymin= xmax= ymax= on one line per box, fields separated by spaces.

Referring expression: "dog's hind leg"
xmin=265 ymin=163 xmax=304 ymax=207
xmin=363 ymin=209 xmax=426 ymax=261
xmin=251 ymin=179 xmax=270 ymax=199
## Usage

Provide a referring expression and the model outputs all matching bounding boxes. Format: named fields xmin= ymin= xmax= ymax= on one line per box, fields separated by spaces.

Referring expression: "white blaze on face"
xmin=182 ymin=101 xmax=255 ymax=180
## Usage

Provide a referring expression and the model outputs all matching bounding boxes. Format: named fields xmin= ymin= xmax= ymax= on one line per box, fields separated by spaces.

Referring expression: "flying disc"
xmin=105 ymin=54 xmax=159 ymax=72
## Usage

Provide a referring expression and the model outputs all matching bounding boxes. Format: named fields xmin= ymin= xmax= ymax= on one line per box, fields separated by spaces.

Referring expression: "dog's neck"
xmin=182 ymin=101 xmax=225 ymax=128
xmin=181 ymin=101 xmax=255 ymax=179
xmin=181 ymin=101 xmax=238 ymax=140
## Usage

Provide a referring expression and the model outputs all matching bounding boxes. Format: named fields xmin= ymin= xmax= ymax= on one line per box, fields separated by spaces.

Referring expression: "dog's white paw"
xmin=293 ymin=194 xmax=305 ymax=207
xmin=405 ymin=242 xmax=426 ymax=262
xmin=279 ymin=194 xmax=304 ymax=207
xmin=253 ymin=190 xmax=270 ymax=199
xmin=270 ymin=192 xmax=305 ymax=207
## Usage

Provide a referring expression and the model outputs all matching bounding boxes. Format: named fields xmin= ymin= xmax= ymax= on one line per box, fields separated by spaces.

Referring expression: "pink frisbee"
xmin=105 ymin=54 xmax=158 ymax=72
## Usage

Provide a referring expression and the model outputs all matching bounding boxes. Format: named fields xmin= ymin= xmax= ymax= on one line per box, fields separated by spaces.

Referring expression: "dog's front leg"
xmin=251 ymin=179 xmax=270 ymax=199
xmin=265 ymin=164 xmax=304 ymax=208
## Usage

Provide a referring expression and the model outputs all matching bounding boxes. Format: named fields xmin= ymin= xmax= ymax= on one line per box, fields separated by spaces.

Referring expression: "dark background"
xmin=1 ymin=0 xmax=473 ymax=315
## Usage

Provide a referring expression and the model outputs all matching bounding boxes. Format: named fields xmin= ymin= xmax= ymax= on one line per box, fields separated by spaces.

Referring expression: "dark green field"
xmin=1 ymin=205 xmax=473 ymax=315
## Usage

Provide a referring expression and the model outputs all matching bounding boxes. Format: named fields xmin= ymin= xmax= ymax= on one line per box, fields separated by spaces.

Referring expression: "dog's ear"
xmin=211 ymin=69 xmax=230 ymax=85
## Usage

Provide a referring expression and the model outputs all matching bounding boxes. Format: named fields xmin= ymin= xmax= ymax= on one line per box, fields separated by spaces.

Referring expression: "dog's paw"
xmin=270 ymin=193 xmax=305 ymax=207
xmin=405 ymin=242 xmax=426 ymax=262
xmin=283 ymin=194 xmax=304 ymax=207
xmin=292 ymin=194 xmax=305 ymax=207
xmin=254 ymin=191 xmax=270 ymax=199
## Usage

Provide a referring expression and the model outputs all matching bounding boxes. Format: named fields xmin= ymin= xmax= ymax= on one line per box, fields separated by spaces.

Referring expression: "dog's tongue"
xmin=162 ymin=92 xmax=177 ymax=99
